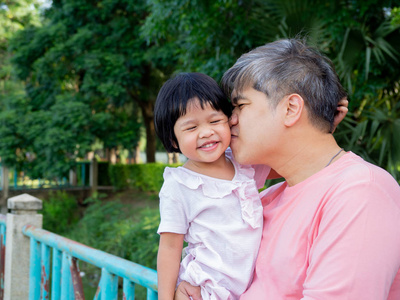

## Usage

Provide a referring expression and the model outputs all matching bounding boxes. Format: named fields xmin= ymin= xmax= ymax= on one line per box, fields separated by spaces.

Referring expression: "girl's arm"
xmin=157 ymin=232 xmax=185 ymax=300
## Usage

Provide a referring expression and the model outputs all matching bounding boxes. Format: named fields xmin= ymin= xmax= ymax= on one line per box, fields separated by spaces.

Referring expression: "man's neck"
xmin=272 ymin=133 xmax=344 ymax=187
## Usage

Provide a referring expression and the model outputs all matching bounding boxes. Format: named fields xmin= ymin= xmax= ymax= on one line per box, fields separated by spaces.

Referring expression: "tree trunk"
xmin=140 ymin=100 xmax=156 ymax=163
xmin=110 ymin=148 xmax=117 ymax=164
xmin=132 ymin=143 xmax=141 ymax=164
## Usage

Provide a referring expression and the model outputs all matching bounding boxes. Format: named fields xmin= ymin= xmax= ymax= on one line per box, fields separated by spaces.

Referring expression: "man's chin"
xmin=231 ymin=144 xmax=247 ymax=164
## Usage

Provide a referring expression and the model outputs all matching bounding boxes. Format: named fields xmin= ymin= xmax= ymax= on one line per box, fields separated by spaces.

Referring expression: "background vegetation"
xmin=2 ymin=2 xmax=399 ymax=297
xmin=41 ymin=189 xmax=160 ymax=299
xmin=0 ymin=0 xmax=399 ymax=181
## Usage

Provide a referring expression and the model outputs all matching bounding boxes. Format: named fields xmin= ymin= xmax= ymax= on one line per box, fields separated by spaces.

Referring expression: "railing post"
xmin=4 ymin=194 xmax=42 ymax=300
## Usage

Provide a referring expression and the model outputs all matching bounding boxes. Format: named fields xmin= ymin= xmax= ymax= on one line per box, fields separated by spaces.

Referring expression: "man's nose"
xmin=229 ymin=112 xmax=238 ymax=127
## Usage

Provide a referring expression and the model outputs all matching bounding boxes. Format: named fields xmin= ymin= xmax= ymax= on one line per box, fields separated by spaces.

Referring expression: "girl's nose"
xmin=199 ymin=126 xmax=214 ymax=138
xmin=229 ymin=112 xmax=238 ymax=127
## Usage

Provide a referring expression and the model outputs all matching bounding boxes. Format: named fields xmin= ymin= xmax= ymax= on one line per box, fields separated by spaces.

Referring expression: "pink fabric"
xmin=158 ymin=149 xmax=271 ymax=299
xmin=241 ymin=152 xmax=400 ymax=300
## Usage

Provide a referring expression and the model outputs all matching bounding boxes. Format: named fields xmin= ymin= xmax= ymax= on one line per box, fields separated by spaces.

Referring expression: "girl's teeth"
xmin=203 ymin=143 xmax=216 ymax=148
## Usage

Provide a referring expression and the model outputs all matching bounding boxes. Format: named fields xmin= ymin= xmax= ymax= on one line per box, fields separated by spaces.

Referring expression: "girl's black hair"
xmin=154 ymin=72 xmax=232 ymax=153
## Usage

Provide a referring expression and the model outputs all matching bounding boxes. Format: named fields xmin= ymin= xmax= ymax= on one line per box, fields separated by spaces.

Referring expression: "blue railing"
xmin=0 ymin=214 xmax=6 ymax=299
xmin=22 ymin=225 xmax=158 ymax=300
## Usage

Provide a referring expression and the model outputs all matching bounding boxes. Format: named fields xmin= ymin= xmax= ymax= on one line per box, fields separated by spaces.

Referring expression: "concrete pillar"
xmin=4 ymin=194 xmax=42 ymax=300
xmin=69 ymin=168 xmax=77 ymax=186
xmin=167 ymin=152 xmax=180 ymax=164
xmin=90 ymin=158 xmax=98 ymax=195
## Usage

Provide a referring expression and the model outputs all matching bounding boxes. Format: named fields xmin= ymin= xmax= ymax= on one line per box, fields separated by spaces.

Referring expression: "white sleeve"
xmin=157 ymin=189 xmax=189 ymax=235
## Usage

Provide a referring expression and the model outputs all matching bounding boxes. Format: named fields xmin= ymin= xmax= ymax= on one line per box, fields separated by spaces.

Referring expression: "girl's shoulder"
xmin=162 ymin=166 xmax=202 ymax=189
xmin=162 ymin=165 xmax=240 ymax=199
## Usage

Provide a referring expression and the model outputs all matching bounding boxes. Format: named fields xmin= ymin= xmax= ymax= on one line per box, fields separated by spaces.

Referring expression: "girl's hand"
xmin=174 ymin=281 xmax=202 ymax=300
xmin=332 ymin=98 xmax=349 ymax=133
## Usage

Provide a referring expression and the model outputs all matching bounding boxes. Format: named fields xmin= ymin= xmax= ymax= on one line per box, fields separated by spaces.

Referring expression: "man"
xmin=175 ymin=38 xmax=400 ymax=299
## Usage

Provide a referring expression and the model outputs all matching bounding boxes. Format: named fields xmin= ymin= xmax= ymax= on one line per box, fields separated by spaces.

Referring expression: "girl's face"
xmin=173 ymin=98 xmax=231 ymax=165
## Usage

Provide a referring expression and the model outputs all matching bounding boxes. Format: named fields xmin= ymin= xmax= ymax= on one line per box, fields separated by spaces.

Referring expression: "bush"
xmin=119 ymin=208 xmax=160 ymax=269
xmin=66 ymin=193 xmax=160 ymax=299
xmin=98 ymin=161 xmax=111 ymax=186
xmin=67 ymin=193 xmax=159 ymax=268
xmin=41 ymin=191 xmax=80 ymax=234
xmin=109 ymin=162 xmax=180 ymax=192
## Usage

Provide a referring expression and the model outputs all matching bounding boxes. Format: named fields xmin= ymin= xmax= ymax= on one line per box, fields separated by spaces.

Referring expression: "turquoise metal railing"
xmin=0 ymin=214 xmax=6 ymax=300
xmin=22 ymin=225 xmax=158 ymax=300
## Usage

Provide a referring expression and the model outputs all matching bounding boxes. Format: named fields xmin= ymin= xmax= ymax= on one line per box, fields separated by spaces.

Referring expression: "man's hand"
xmin=174 ymin=281 xmax=202 ymax=300
xmin=332 ymin=98 xmax=349 ymax=133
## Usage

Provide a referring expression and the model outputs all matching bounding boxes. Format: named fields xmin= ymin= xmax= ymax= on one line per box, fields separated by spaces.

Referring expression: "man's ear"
xmin=283 ymin=93 xmax=304 ymax=127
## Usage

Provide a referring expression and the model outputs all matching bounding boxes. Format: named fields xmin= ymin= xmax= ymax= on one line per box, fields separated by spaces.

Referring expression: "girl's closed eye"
xmin=185 ymin=126 xmax=197 ymax=131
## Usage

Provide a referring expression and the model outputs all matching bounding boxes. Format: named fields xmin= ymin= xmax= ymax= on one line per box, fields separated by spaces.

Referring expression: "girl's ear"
xmin=171 ymin=139 xmax=179 ymax=151
xmin=283 ymin=93 xmax=304 ymax=127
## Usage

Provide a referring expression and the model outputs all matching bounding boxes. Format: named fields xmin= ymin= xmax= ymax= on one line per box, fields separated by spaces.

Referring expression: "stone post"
xmin=90 ymin=158 xmax=98 ymax=195
xmin=69 ymin=168 xmax=77 ymax=186
xmin=4 ymin=194 xmax=42 ymax=300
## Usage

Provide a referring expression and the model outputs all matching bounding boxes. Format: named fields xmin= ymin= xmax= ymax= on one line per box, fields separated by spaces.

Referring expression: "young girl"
xmin=154 ymin=72 xmax=271 ymax=300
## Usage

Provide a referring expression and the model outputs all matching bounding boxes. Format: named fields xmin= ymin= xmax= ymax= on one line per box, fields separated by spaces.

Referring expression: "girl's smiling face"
xmin=173 ymin=98 xmax=231 ymax=166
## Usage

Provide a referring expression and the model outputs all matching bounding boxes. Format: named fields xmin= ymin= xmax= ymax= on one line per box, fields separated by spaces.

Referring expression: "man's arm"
xmin=158 ymin=232 xmax=185 ymax=300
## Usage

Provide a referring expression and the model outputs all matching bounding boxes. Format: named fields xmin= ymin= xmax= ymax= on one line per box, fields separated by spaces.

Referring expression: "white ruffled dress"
xmin=157 ymin=149 xmax=270 ymax=299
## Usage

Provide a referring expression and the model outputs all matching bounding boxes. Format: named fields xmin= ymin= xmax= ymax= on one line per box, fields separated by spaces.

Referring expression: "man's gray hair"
xmin=221 ymin=39 xmax=347 ymax=133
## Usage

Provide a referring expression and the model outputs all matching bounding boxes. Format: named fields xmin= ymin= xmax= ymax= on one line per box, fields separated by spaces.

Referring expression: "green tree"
xmin=0 ymin=0 xmax=44 ymax=168
xmin=393 ymin=7 xmax=400 ymax=25
xmin=8 ymin=0 xmax=174 ymax=177
xmin=144 ymin=0 xmax=400 ymax=179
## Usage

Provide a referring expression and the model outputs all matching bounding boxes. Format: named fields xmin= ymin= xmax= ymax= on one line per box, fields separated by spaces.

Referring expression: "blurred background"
xmin=1 ymin=0 xmax=400 ymax=182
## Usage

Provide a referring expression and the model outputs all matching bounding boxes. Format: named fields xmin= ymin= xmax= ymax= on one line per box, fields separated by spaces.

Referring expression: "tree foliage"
xmin=7 ymin=0 xmax=173 ymax=177
xmin=0 ymin=0 xmax=44 ymax=170
xmin=1 ymin=0 xmax=400 ymax=180
xmin=143 ymin=0 xmax=400 ymax=180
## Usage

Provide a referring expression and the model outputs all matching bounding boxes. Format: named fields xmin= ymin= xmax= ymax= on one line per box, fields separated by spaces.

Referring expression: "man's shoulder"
xmin=337 ymin=152 xmax=398 ymax=189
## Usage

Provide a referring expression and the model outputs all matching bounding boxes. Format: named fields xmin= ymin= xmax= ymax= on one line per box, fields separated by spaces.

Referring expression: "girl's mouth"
xmin=199 ymin=141 xmax=218 ymax=149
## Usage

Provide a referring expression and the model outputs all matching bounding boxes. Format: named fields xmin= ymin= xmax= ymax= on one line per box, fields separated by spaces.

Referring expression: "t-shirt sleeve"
xmin=301 ymin=182 xmax=400 ymax=300
xmin=157 ymin=190 xmax=189 ymax=235
xmin=252 ymin=164 xmax=271 ymax=189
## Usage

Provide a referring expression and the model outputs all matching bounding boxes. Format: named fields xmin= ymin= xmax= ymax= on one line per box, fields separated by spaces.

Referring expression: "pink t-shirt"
xmin=158 ymin=149 xmax=271 ymax=299
xmin=241 ymin=152 xmax=400 ymax=300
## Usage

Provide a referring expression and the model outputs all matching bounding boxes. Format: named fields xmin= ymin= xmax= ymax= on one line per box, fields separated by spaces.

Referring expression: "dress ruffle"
xmin=180 ymin=253 xmax=234 ymax=300
xmin=163 ymin=156 xmax=262 ymax=229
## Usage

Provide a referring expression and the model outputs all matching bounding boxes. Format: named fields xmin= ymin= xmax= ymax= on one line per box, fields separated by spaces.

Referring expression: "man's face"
xmin=229 ymin=87 xmax=281 ymax=165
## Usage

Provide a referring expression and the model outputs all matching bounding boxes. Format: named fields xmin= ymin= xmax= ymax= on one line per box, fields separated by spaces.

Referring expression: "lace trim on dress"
xmin=163 ymin=163 xmax=263 ymax=229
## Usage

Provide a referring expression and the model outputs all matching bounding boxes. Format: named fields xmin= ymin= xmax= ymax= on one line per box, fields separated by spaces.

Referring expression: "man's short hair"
xmin=221 ymin=38 xmax=347 ymax=133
